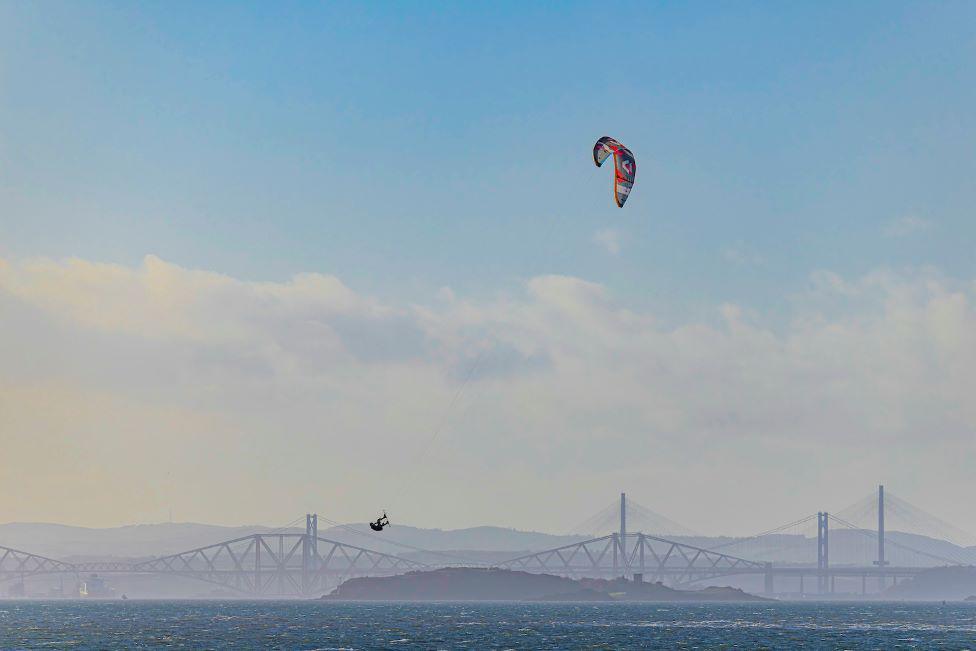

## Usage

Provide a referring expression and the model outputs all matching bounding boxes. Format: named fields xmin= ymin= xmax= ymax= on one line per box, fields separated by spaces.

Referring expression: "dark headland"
xmin=885 ymin=567 xmax=976 ymax=601
xmin=323 ymin=567 xmax=771 ymax=602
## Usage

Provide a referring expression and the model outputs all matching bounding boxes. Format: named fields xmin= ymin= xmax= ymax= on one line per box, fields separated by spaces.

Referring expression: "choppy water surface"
xmin=0 ymin=600 xmax=974 ymax=649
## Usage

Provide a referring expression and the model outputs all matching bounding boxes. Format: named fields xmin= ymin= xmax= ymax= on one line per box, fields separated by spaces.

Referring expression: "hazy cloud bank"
xmin=1 ymin=256 xmax=974 ymax=534
xmin=884 ymin=215 xmax=933 ymax=238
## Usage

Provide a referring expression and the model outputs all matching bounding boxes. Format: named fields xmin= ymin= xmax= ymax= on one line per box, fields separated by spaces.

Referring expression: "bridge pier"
xmin=763 ymin=563 xmax=774 ymax=595
xmin=619 ymin=493 xmax=627 ymax=571
xmin=874 ymin=485 xmax=889 ymax=593
xmin=817 ymin=512 xmax=829 ymax=594
xmin=638 ymin=533 xmax=645 ymax=576
xmin=278 ymin=536 xmax=285 ymax=594
xmin=254 ymin=537 xmax=262 ymax=595
xmin=302 ymin=514 xmax=318 ymax=596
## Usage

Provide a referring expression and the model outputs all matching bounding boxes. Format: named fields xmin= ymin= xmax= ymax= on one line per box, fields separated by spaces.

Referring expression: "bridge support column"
xmin=302 ymin=514 xmax=318 ymax=596
xmin=875 ymin=485 xmax=888 ymax=592
xmin=619 ymin=493 xmax=627 ymax=571
xmin=763 ymin=562 xmax=774 ymax=595
xmin=817 ymin=512 xmax=829 ymax=594
xmin=254 ymin=538 xmax=262 ymax=596
xmin=611 ymin=533 xmax=619 ymax=573
xmin=638 ymin=533 xmax=645 ymax=576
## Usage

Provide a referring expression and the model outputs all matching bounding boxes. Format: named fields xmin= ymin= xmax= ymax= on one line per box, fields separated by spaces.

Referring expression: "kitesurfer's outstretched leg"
xmin=369 ymin=512 xmax=390 ymax=532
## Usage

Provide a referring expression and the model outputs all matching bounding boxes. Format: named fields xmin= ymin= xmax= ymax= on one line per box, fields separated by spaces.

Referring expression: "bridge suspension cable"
xmin=568 ymin=497 xmax=697 ymax=538
xmin=313 ymin=513 xmax=485 ymax=565
xmin=827 ymin=513 xmax=968 ymax=566
xmin=706 ymin=513 xmax=819 ymax=552
xmin=884 ymin=492 xmax=976 ymax=548
xmin=262 ymin=515 xmax=307 ymax=536
xmin=835 ymin=489 xmax=976 ymax=549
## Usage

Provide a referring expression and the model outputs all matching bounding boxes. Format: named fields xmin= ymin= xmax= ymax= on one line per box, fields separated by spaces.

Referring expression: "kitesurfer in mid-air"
xmin=369 ymin=512 xmax=390 ymax=532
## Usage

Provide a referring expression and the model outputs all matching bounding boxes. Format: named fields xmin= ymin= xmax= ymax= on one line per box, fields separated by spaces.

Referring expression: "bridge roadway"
xmin=493 ymin=532 xmax=929 ymax=591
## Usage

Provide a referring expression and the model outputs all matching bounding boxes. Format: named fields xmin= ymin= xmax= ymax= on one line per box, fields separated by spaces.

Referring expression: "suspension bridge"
xmin=493 ymin=487 xmax=974 ymax=596
xmin=1 ymin=486 xmax=971 ymax=598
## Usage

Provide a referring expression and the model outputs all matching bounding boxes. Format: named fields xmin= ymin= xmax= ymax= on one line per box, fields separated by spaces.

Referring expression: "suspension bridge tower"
xmin=817 ymin=511 xmax=830 ymax=594
xmin=302 ymin=513 xmax=318 ymax=595
xmin=873 ymin=485 xmax=888 ymax=589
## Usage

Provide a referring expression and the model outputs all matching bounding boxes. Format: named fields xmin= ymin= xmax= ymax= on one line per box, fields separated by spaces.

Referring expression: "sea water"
xmin=1 ymin=600 xmax=974 ymax=649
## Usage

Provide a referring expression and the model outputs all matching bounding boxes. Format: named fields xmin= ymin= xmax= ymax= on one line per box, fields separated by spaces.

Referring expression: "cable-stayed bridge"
xmin=1 ymin=487 xmax=972 ymax=597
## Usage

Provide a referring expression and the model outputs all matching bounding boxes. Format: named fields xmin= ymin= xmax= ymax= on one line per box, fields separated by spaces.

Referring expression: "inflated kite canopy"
xmin=592 ymin=136 xmax=636 ymax=208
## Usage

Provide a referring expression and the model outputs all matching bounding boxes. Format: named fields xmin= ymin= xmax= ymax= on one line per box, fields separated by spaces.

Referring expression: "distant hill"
xmin=0 ymin=522 xmax=277 ymax=560
xmin=1 ymin=520 xmax=972 ymax=568
xmin=885 ymin=567 xmax=976 ymax=601
xmin=317 ymin=523 xmax=586 ymax=556
xmin=0 ymin=521 xmax=585 ymax=562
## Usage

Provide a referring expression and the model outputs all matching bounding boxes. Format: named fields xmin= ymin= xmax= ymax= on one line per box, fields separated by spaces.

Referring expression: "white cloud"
xmin=722 ymin=243 xmax=764 ymax=266
xmin=884 ymin=215 xmax=932 ymax=238
xmin=1 ymin=255 xmax=975 ymax=534
xmin=593 ymin=228 xmax=623 ymax=255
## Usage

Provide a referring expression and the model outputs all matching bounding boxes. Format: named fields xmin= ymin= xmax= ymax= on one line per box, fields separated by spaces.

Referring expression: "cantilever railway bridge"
xmin=0 ymin=527 xmax=769 ymax=598
xmin=1 ymin=487 xmax=968 ymax=597
xmin=0 ymin=516 xmax=424 ymax=597
xmin=496 ymin=531 xmax=769 ymax=585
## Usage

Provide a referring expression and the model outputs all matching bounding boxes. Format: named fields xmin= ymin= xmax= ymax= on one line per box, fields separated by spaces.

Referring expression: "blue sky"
xmin=1 ymin=2 xmax=975 ymax=530
xmin=3 ymin=1 xmax=973 ymax=310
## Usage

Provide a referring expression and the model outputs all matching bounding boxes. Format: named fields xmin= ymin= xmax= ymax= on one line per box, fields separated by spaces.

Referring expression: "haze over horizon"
xmin=1 ymin=2 xmax=974 ymax=536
